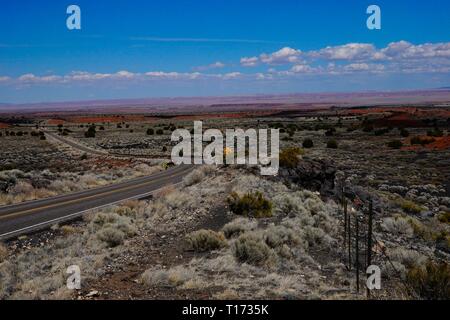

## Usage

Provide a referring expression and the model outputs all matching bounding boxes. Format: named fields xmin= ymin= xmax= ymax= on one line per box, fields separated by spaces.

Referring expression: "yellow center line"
xmin=0 ymin=168 xmax=188 ymax=221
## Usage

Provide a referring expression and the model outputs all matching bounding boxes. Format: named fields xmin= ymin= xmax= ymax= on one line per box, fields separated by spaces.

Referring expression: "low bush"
xmin=400 ymin=128 xmax=410 ymax=137
xmin=279 ymin=147 xmax=304 ymax=168
xmin=381 ymin=217 xmax=414 ymax=237
xmin=146 ymin=128 xmax=154 ymax=135
xmin=397 ymin=199 xmax=424 ymax=214
xmin=406 ymin=261 xmax=450 ymax=300
xmin=302 ymin=138 xmax=314 ymax=148
xmin=233 ymin=233 xmax=275 ymax=266
xmin=387 ymin=140 xmax=403 ymax=149
xmin=185 ymin=229 xmax=227 ymax=252
xmin=438 ymin=212 xmax=450 ymax=224
xmin=84 ymin=125 xmax=96 ymax=138
xmin=222 ymin=218 xmax=257 ymax=239
xmin=96 ymin=227 xmax=125 ymax=247
xmin=427 ymin=128 xmax=444 ymax=137
xmin=326 ymin=140 xmax=338 ymax=149
xmin=227 ymin=192 xmax=273 ymax=218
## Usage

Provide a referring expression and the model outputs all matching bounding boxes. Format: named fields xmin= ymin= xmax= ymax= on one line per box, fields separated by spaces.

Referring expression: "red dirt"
xmin=402 ymin=135 xmax=450 ymax=151
xmin=0 ymin=122 xmax=10 ymax=128
xmin=47 ymin=119 xmax=66 ymax=125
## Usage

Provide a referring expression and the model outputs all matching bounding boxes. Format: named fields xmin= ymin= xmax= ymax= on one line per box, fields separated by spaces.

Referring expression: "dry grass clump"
xmin=185 ymin=229 xmax=227 ymax=252
xmin=183 ymin=165 xmax=215 ymax=187
xmin=60 ymin=225 xmax=77 ymax=236
xmin=222 ymin=218 xmax=258 ymax=239
xmin=0 ymin=243 xmax=8 ymax=262
xmin=405 ymin=261 xmax=450 ymax=300
xmin=233 ymin=233 xmax=277 ymax=267
xmin=381 ymin=216 xmax=414 ymax=238
xmin=90 ymin=212 xmax=137 ymax=247
xmin=279 ymin=147 xmax=304 ymax=169
xmin=96 ymin=227 xmax=126 ymax=247
xmin=438 ymin=212 xmax=450 ymax=224
xmin=395 ymin=198 xmax=424 ymax=214
xmin=142 ymin=266 xmax=196 ymax=288
xmin=383 ymin=247 xmax=427 ymax=279
xmin=227 ymin=191 xmax=273 ymax=218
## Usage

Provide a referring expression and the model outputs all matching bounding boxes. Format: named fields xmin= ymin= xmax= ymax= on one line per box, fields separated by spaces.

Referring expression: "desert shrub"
xmin=84 ymin=125 xmax=96 ymax=138
xmin=60 ymin=225 xmax=77 ymax=235
xmin=183 ymin=168 xmax=204 ymax=186
xmin=374 ymin=128 xmax=389 ymax=136
xmin=303 ymin=226 xmax=334 ymax=248
xmin=279 ymin=147 xmax=304 ymax=168
xmin=233 ymin=233 xmax=275 ymax=266
xmin=80 ymin=153 xmax=88 ymax=160
xmin=0 ymin=243 xmax=7 ymax=262
xmin=397 ymin=199 xmax=424 ymax=214
xmin=263 ymin=225 xmax=302 ymax=250
xmin=142 ymin=266 xmax=194 ymax=287
xmin=40 ymin=135 xmax=46 ymax=140
xmin=387 ymin=140 xmax=403 ymax=149
xmin=400 ymin=128 xmax=410 ymax=137
xmin=390 ymin=247 xmax=427 ymax=270
xmin=96 ymin=227 xmax=125 ymax=247
xmin=91 ymin=212 xmax=136 ymax=247
xmin=406 ymin=261 xmax=450 ymax=300
xmin=227 ymin=191 xmax=273 ymax=218
xmin=146 ymin=128 xmax=154 ymax=135
xmin=156 ymin=129 xmax=164 ymax=135
xmin=185 ymin=229 xmax=226 ymax=252
xmin=438 ymin=212 xmax=450 ymax=224
xmin=381 ymin=217 xmax=414 ymax=237
xmin=427 ymin=128 xmax=444 ymax=137
xmin=363 ymin=125 xmax=374 ymax=132
xmin=302 ymin=138 xmax=314 ymax=148
xmin=222 ymin=218 xmax=257 ymax=239
xmin=326 ymin=140 xmax=338 ymax=149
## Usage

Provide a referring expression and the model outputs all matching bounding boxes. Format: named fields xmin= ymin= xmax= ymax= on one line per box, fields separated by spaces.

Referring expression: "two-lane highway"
xmin=0 ymin=164 xmax=194 ymax=240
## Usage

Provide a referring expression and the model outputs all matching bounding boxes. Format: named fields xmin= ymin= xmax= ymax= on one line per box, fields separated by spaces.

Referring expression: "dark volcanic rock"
xmin=278 ymin=158 xmax=336 ymax=195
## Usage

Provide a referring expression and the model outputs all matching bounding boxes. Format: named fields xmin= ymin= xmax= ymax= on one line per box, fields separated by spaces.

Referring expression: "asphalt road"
xmin=0 ymin=164 xmax=193 ymax=240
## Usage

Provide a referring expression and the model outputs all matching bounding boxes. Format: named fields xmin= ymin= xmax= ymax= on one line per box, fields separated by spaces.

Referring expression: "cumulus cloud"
xmin=240 ymin=56 xmax=259 ymax=67
xmin=239 ymin=40 xmax=450 ymax=76
xmin=145 ymin=71 xmax=201 ymax=80
xmin=260 ymin=47 xmax=302 ymax=65
xmin=382 ymin=41 xmax=450 ymax=59
xmin=222 ymin=72 xmax=242 ymax=80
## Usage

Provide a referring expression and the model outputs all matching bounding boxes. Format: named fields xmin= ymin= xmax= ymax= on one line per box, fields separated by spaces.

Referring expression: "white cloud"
xmin=240 ymin=56 xmax=259 ymax=67
xmin=382 ymin=41 xmax=450 ymax=59
xmin=145 ymin=71 xmax=201 ymax=80
xmin=222 ymin=72 xmax=241 ymax=80
xmin=310 ymin=43 xmax=379 ymax=61
xmin=260 ymin=47 xmax=302 ymax=65
xmin=0 ymin=76 xmax=11 ymax=82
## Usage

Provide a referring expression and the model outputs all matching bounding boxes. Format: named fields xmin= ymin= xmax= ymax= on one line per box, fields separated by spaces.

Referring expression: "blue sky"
xmin=1 ymin=0 xmax=449 ymax=103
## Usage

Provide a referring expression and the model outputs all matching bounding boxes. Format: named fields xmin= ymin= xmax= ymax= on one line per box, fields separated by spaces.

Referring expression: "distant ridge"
xmin=1 ymin=89 xmax=449 ymax=114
